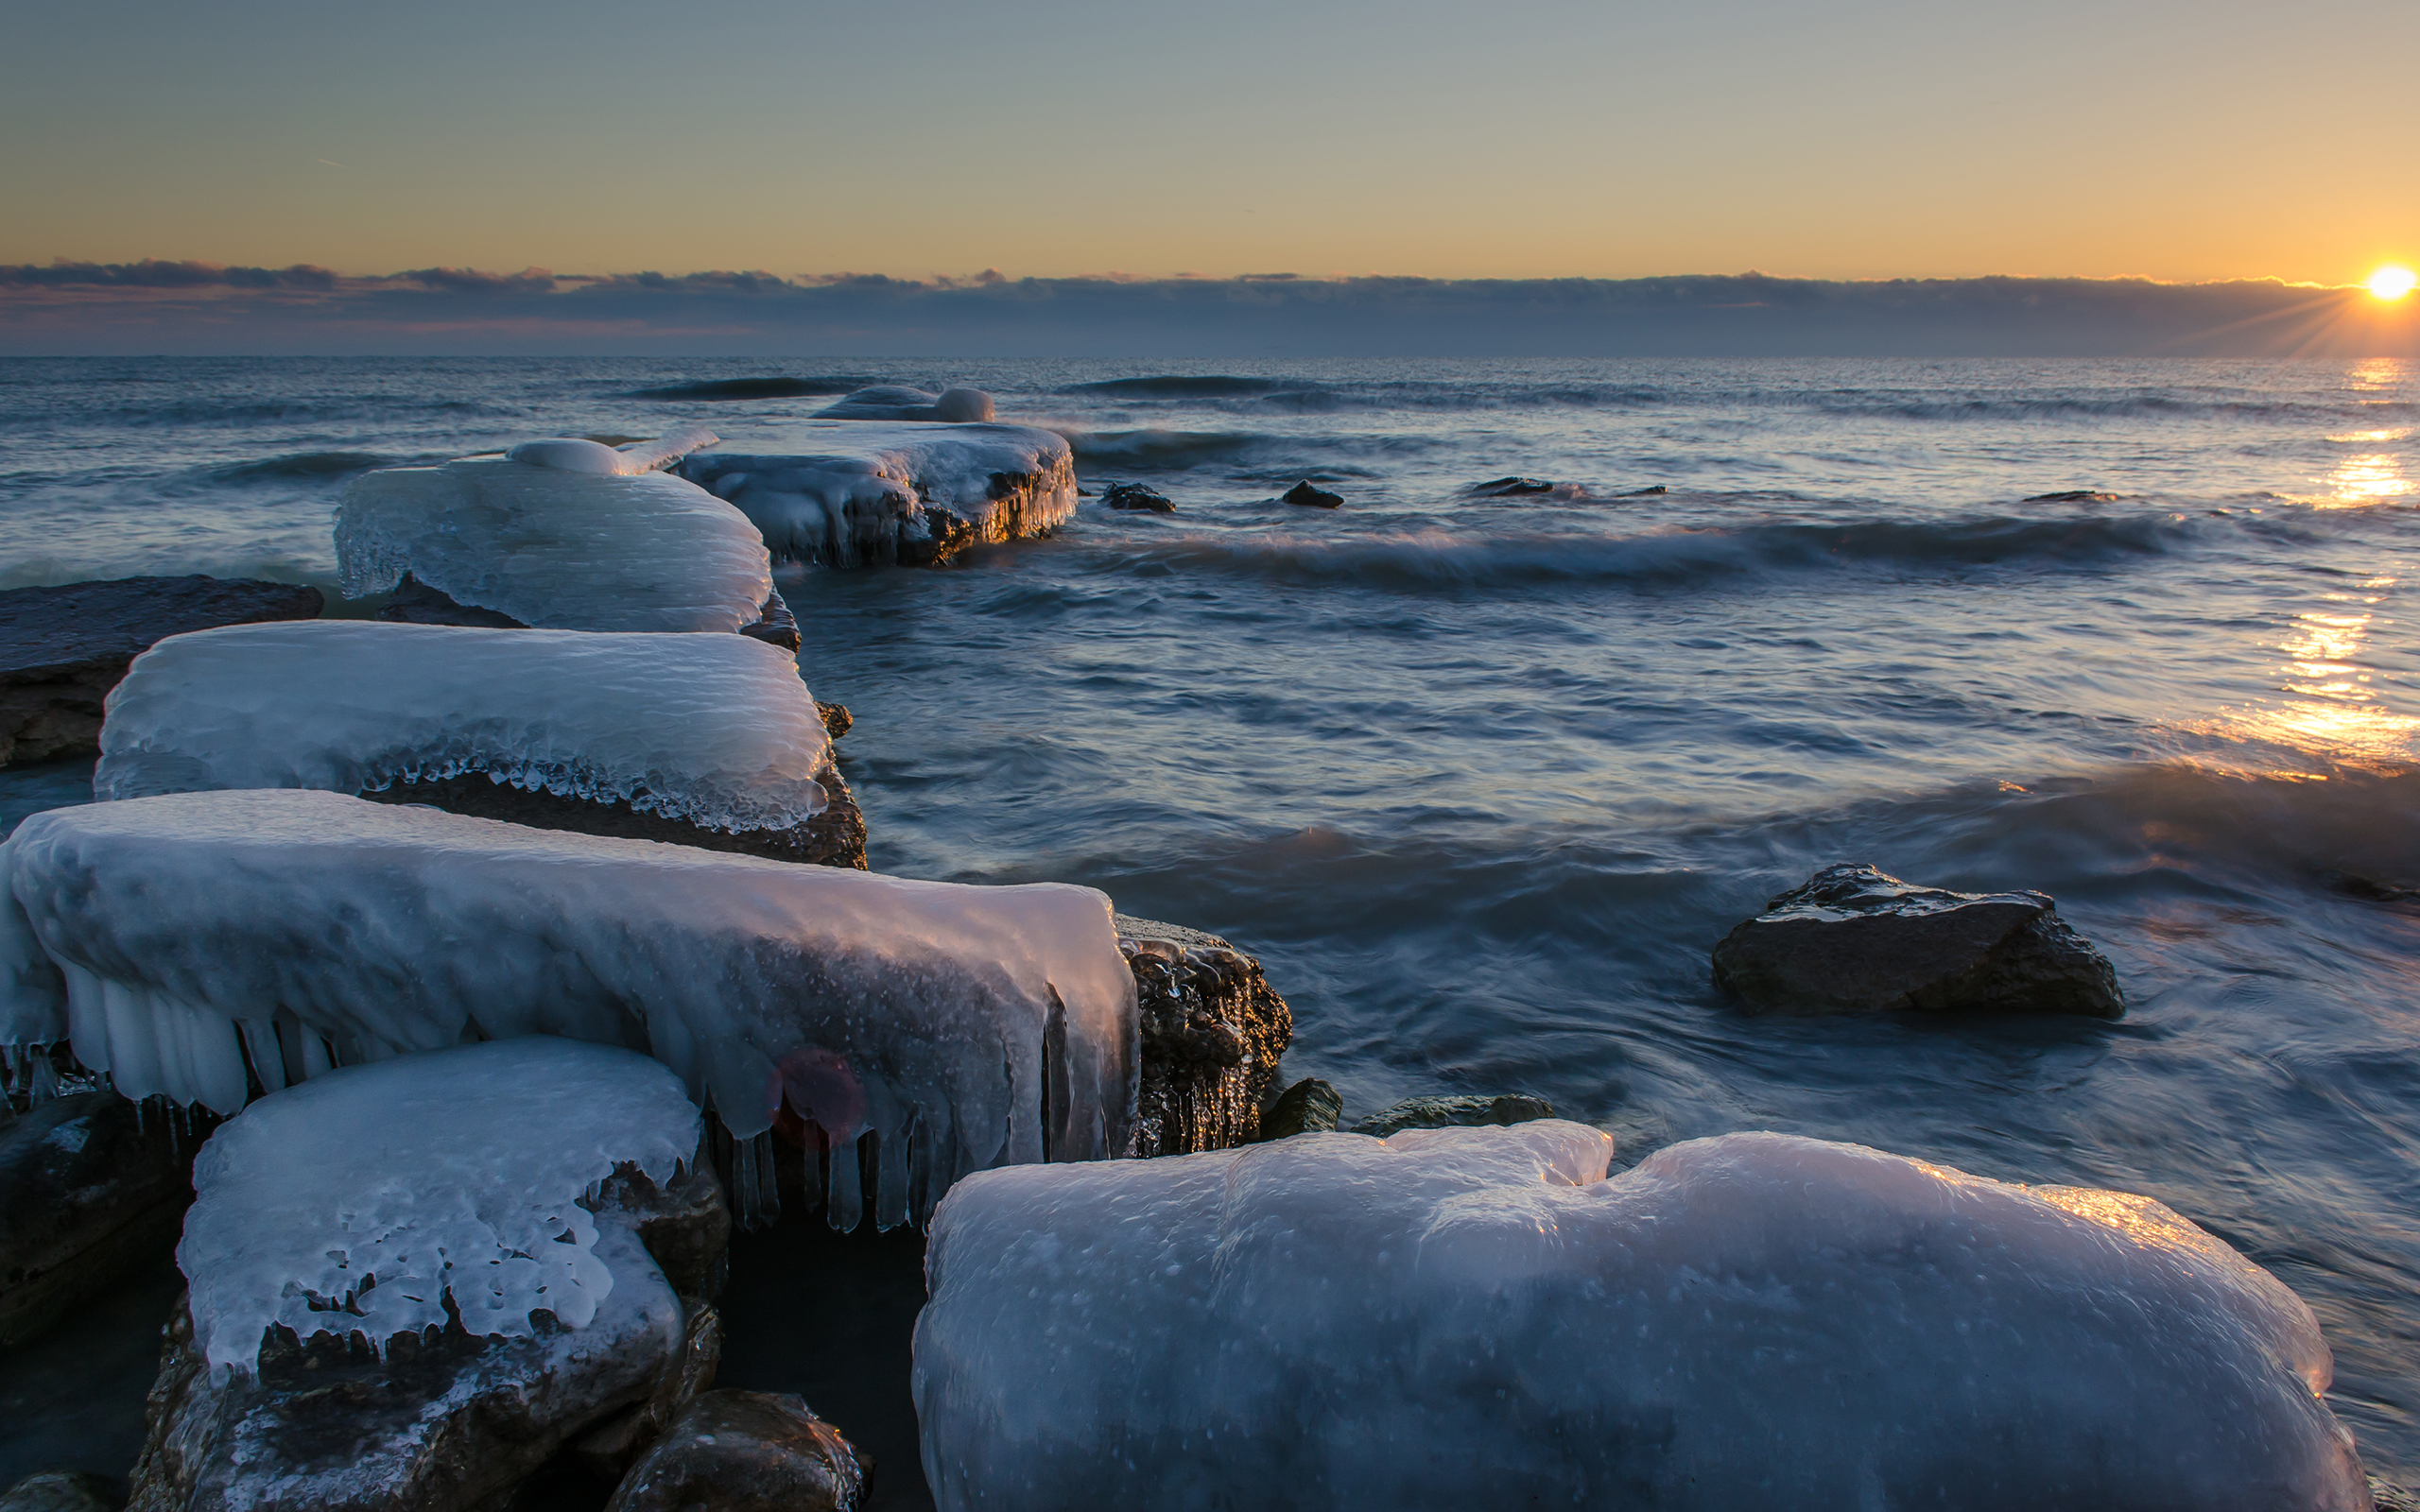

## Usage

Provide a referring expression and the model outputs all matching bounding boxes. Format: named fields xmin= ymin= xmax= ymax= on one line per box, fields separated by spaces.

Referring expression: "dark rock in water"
xmin=1282 ymin=481 xmax=1343 ymax=509
xmin=816 ymin=702 xmax=853 ymax=741
xmin=896 ymin=506 xmax=977 ymax=568
xmin=128 ymin=1161 xmax=728 ymax=1512
xmin=1115 ymin=917 xmax=1293 ymax=1157
xmin=1258 ymin=1078 xmax=1341 ymax=1140
xmin=1101 ymin=482 xmax=1177 ymax=513
xmin=0 ymin=1472 xmax=121 ymax=1511
xmin=813 ymin=386 xmax=994 ymax=423
xmin=1349 ymin=1093 xmax=1556 ymax=1138
xmin=379 ymin=575 xmax=802 ymax=650
xmin=603 ymin=1390 xmax=864 ymax=1512
xmin=0 ymin=577 xmax=323 ymax=767
xmin=1618 ymin=485 xmax=1668 ymax=496
xmin=359 ymin=754 xmax=870 ymax=871
xmin=2025 ymin=489 xmax=2121 ymax=503
xmin=1711 ymin=863 xmax=2123 ymax=1017
xmin=1469 ymin=476 xmax=1556 ymax=497
xmin=2371 ymin=1477 xmax=2420 ymax=1512
xmin=0 ymin=1093 xmax=194 ymax=1351
xmin=2332 ymin=871 xmax=2420 ymax=905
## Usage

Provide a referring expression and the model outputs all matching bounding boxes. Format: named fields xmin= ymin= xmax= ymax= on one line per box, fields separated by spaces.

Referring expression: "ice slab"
xmin=95 ymin=621 xmax=829 ymax=833
xmin=814 ymin=386 xmax=995 ymax=422
xmin=680 ymin=421 xmax=1077 ymax=567
xmin=915 ymin=1125 xmax=2365 ymax=1512
xmin=179 ymin=1037 xmax=697 ymax=1376
xmin=1 ymin=790 xmax=1134 ymax=1228
xmin=336 ymin=450 xmax=774 ymax=632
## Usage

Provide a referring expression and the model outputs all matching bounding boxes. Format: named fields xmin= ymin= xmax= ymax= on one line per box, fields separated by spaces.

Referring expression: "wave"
xmin=208 ymin=450 xmax=391 ymax=483
xmin=1111 ymin=511 xmax=2209 ymax=592
xmin=1064 ymin=376 xmax=1296 ymax=398
xmin=624 ymin=375 xmax=877 ymax=401
xmin=1058 ymin=428 xmax=1264 ymax=469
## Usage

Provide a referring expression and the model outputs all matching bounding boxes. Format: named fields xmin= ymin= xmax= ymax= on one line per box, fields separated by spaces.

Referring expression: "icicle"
xmin=733 ymin=1134 xmax=763 ymax=1232
xmin=828 ymin=1133 xmax=864 ymax=1233
xmin=753 ymin=1130 xmax=781 ymax=1227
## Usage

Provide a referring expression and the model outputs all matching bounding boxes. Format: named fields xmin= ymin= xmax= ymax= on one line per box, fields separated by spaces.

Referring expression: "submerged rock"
xmin=0 ymin=1473 xmax=120 ymax=1512
xmin=1468 ymin=476 xmax=1555 ymax=496
xmin=0 ymin=1093 xmax=193 ymax=1350
xmin=1116 ymin=917 xmax=1293 ymax=1157
xmin=0 ymin=576 xmax=323 ymax=767
xmin=1348 ymin=1092 xmax=1555 ymax=1137
xmin=604 ymin=1390 xmax=864 ymax=1512
xmin=1100 ymin=482 xmax=1177 ymax=513
xmin=813 ymin=386 xmax=994 ymax=423
xmin=2026 ymin=489 xmax=2122 ymax=503
xmin=1711 ymin=862 xmax=2123 ymax=1017
xmin=1282 ymin=480 xmax=1343 ymax=508
xmin=1259 ymin=1077 xmax=1341 ymax=1140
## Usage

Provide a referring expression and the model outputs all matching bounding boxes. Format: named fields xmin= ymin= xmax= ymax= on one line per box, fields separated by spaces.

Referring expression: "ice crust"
xmin=0 ymin=790 xmax=1135 ymax=1227
xmin=336 ymin=451 xmax=774 ymax=632
xmin=814 ymin=386 xmax=996 ymax=422
xmin=95 ymin=621 xmax=830 ymax=832
xmin=915 ymin=1125 xmax=2366 ymax=1512
xmin=679 ymin=421 xmax=1078 ymax=566
xmin=179 ymin=1037 xmax=698 ymax=1377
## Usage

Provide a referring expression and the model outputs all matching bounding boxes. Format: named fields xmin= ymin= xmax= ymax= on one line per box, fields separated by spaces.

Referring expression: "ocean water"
xmin=3 ymin=355 xmax=2417 ymax=1477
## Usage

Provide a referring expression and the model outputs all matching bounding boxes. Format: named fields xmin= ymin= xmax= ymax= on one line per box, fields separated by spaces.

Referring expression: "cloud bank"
xmin=1 ymin=261 xmax=2411 ymax=358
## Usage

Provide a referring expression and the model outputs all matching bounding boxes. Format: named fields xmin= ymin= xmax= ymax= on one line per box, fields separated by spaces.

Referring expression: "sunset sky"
xmin=6 ymin=0 xmax=2413 ymax=286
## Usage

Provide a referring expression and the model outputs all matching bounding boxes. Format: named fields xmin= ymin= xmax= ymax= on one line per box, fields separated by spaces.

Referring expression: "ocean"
xmin=3 ymin=354 xmax=2416 ymax=1479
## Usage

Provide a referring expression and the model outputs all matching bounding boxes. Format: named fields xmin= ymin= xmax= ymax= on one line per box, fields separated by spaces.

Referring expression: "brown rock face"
xmin=127 ymin=1160 xmax=730 ymax=1512
xmin=1710 ymin=862 xmax=2124 ymax=1017
xmin=1116 ymin=917 xmax=1292 ymax=1157
xmin=603 ymin=1390 xmax=864 ymax=1512
xmin=0 ymin=576 xmax=324 ymax=766
xmin=0 ymin=1093 xmax=194 ymax=1350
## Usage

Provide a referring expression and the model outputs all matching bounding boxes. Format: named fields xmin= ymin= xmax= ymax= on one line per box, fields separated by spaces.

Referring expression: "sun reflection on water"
xmin=2185 ymin=579 xmax=2417 ymax=771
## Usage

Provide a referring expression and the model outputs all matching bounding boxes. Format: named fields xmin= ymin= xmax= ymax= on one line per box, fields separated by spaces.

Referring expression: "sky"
xmin=3 ymin=0 xmax=2414 ymax=352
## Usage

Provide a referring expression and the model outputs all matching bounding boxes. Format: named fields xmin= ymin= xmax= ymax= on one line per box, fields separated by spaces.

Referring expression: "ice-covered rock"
xmin=0 ymin=1091 xmax=193 ymax=1349
xmin=0 ymin=576 xmax=323 ymax=767
xmin=95 ymin=621 xmax=831 ymax=834
xmin=1115 ymin=916 xmax=1290 ymax=1158
xmin=0 ymin=791 xmax=1136 ymax=1226
xmin=604 ymin=1390 xmax=865 ymax=1512
xmin=814 ymin=386 xmax=995 ymax=423
xmin=679 ymin=422 xmax=1077 ymax=569
xmin=915 ymin=1125 xmax=2365 ymax=1512
xmin=336 ymin=443 xmax=776 ymax=633
xmin=129 ymin=1039 xmax=727 ymax=1512
xmin=505 ymin=424 xmax=719 ymax=476
xmin=1712 ymin=862 xmax=2125 ymax=1016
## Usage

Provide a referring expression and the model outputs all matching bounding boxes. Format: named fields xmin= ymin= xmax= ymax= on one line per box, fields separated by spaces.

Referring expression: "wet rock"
xmin=1468 ymin=476 xmax=1555 ymax=496
xmin=1101 ymin=482 xmax=1177 ymax=513
xmin=0 ymin=1471 xmax=122 ymax=1511
xmin=816 ymin=702 xmax=853 ymax=741
xmin=2371 ymin=1477 xmax=2420 ymax=1512
xmin=127 ymin=1160 xmax=729 ymax=1512
xmin=1258 ymin=1078 xmax=1341 ymax=1140
xmin=1618 ymin=484 xmax=1668 ymax=496
xmin=1115 ymin=917 xmax=1293 ymax=1157
xmin=0 ymin=1093 xmax=194 ymax=1350
xmin=1282 ymin=481 xmax=1343 ymax=509
xmin=603 ymin=1390 xmax=864 ymax=1512
xmin=0 ymin=576 xmax=323 ymax=767
xmin=380 ymin=576 xmax=802 ymax=650
xmin=2025 ymin=490 xmax=2121 ymax=503
xmin=1711 ymin=862 xmax=2124 ymax=1017
xmin=813 ymin=386 xmax=994 ymax=423
xmin=1349 ymin=1092 xmax=1555 ymax=1138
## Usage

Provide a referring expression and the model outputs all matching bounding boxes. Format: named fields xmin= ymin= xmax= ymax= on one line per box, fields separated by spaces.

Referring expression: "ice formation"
xmin=94 ymin=621 xmax=829 ymax=831
xmin=336 ymin=432 xmax=774 ymax=631
xmin=915 ymin=1125 xmax=2366 ymax=1512
xmin=0 ymin=790 xmax=1135 ymax=1228
xmin=178 ymin=1037 xmax=698 ymax=1376
xmin=504 ymin=422 xmax=718 ymax=475
xmin=679 ymin=421 xmax=1078 ymax=567
xmin=814 ymin=386 xmax=995 ymax=422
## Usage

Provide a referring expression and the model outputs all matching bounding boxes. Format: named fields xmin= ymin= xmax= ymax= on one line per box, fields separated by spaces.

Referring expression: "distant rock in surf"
xmin=1619 ymin=484 xmax=1668 ymax=496
xmin=1468 ymin=476 xmax=1556 ymax=497
xmin=1712 ymin=862 xmax=2122 ymax=1017
xmin=1283 ymin=480 xmax=1344 ymax=508
xmin=813 ymin=386 xmax=994 ymax=423
xmin=2026 ymin=489 xmax=2122 ymax=503
xmin=0 ymin=576 xmax=323 ymax=767
xmin=1101 ymin=482 xmax=1176 ymax=513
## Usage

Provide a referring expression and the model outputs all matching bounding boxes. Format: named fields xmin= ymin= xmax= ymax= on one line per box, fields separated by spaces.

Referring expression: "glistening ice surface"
xmin=917 ymin=1125 xmax=2365 ymax=1511
xmin=1 ymin=355 xmax=2415 ymax=1472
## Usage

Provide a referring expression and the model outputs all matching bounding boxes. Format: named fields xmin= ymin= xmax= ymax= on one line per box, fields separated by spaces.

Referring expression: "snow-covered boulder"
xmin=679 ymin=421 xmax=1077 ymax=569
xmin=914 ymin=1125 xmax=2366 ymax=1512
xmin=814 ymin=386 xmax=995 ymax=422
xmin=0 ymin=790 xmax=1135 ymax=1228
xmin=337 ymin=430 xmax=780 ymax=633
xmin=92 ymin=621 xmax=861 ymax=862
xmin=1115 ymin=916 xmax=1290 ymax=1157
xmin=128 ymin=1038 xmax=728 ymax=1512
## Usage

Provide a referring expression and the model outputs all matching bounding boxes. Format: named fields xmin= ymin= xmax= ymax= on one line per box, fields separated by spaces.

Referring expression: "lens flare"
xmin=2369 ymin=266 xmax=2417 ymax=301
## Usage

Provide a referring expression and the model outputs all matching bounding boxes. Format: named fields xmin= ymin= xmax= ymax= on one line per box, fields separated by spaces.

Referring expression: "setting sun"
xmin=2370 ymin=265 xmax=2418 ymax=301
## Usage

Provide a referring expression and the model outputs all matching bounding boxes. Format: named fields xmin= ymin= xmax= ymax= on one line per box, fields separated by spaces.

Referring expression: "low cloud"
xmin=0 ymin=261 xmax=2409 ymax=357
